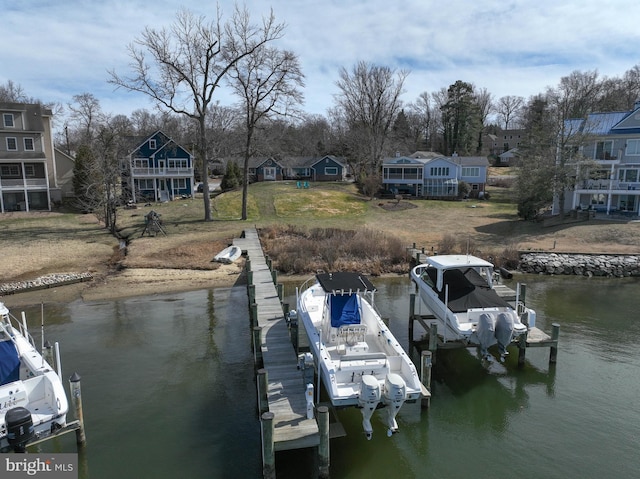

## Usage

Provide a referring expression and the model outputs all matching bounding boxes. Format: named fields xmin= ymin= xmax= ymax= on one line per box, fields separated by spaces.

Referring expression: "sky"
xmin=2 ymin=0 xmax=640 ymax=123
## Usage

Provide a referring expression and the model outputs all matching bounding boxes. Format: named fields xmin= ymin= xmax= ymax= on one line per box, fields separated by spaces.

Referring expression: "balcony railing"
xmin=0 ymin=178 xmax=48 ymax=188
xmin=580 ymin=180 xmax=640 ymax=191
xmin=131 ymin=167 xmax=193 ymax=177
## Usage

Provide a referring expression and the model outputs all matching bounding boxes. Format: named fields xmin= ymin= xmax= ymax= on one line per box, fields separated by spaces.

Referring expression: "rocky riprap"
xmin=0 ymin=272 xmax=93 ymax=295
xmin=519 ymin=253 xmax=640 ymax=277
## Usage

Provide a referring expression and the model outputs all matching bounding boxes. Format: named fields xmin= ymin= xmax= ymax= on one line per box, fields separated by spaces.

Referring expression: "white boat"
xmin=410 ymin=255 xmax=536 ymax=361
xmin=213 ymin=245 xmax=242 ymax=264
xmin=294 ymin=272 xmax=423 ymax=439
xmin=0 ymin=302 xmax=69 ymax=452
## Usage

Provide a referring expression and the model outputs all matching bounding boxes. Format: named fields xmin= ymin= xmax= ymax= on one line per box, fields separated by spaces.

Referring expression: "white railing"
xmin=0 ymin=178 xmax=47 ymax=187
xmin=131 ymin=167 xmax=193 ymax=176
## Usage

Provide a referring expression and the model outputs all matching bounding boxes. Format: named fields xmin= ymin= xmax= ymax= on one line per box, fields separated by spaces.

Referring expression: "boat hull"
xmin=296 ymin=274 xmax=423 ymax=412
xmin=410 ymin=257 xmax=530 ymax=347
xmin=0 ymin=303 xmax=69 ymax=451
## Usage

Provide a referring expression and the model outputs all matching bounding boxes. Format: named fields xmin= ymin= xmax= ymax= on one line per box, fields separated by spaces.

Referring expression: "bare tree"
xmin=227 ymin=44 xmax=304 ymax=219
xmin=495 ymin=95 xmax=524 ymax=129
xmin=334 ymin=61 xmax=409 ymax=179
xmin=0 ymin=80 xmax=31 ymax=102
xmin=108 ymin=5 xmax=285 ymax=221
xmin=67 ymin=93 xmax=105 ymax=144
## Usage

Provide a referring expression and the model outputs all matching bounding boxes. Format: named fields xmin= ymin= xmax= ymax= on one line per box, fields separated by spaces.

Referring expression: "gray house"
xmin=568 ymin=101 xmax=640 ymax=216
xmin=381 ymin=153 xmax=488 ymax=198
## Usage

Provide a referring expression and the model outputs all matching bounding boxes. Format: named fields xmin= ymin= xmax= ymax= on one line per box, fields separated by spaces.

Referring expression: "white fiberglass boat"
xmin=213 ymin=245 xmax=242 ymax=264
xmin=295 ymin=272 xmax=423 ymax=439
xmin=410 ymin=255 xmax=536 ymax=360
xmin=0 ymin=302 xmax=69 ymax=452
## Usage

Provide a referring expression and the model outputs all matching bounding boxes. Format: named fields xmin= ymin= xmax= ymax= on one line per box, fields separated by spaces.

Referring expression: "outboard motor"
xmin=6 ymin=407 xmax=34 ymax=453
xmin=358 ymin=375 xmax=381 ymax=440
xmin=476 ymin=313 xmax=496 ymax=359
xmin=495 ymin=312 xmax=515 ymax=361
xmin=382 ymin=373 xmax=407 ymax=437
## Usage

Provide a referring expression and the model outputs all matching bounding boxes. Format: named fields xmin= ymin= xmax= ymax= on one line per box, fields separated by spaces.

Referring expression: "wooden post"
xmin=248 ymin=284 xmax=256 ymax=305
xmin=429 ymin=323 xmax=438 ymax=352
xmin=518 ymin=331 xmax=527 ymax=368
xmin=253 ymin=327 xmax=263 ymax=367
xmin=420 ymin=351 xmax=432 ymax=408
xmin=291 ymin=317 xmax=299 ymax=354
xmin=246 ymin=258 xmax=251 ymax=272
xmin=257 ymin=368 xmax=269 ymax=416
xmin=408 ymin=294 xmax=415 ymax=349
xmin=247 ymin=270 xmax=253 ymax=286
xmin=265 ymin=255 xmax=271 ymax=270
xmin=271 ymin=270 xmax=278 ymax=285
xmin=251 ymin=303 xmax=258 ymax=328
xmin=276 ymin=283 xmax=283 ymax=301
xmin=550 ymin=323 xmax=560 ymax=363
xmin=69 ymin=372 xmax=87 ymax=446
xmin=317 ymin=406 xmax=330 ymax=479
xmin=261 ymin=411 xmax=275 ymax=479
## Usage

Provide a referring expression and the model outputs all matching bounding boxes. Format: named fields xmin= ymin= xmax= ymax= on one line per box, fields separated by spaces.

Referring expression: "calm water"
xmin=9 ymin=274 xmax=640 ymax=478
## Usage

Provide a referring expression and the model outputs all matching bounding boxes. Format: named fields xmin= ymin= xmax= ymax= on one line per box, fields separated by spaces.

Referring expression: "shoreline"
xmin=1 ymin=262 xmax=245 ymax=308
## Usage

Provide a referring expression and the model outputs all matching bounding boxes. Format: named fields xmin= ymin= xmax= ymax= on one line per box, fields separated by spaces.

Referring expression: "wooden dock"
xmin=234 ymin=229 xmax=319 ymax=452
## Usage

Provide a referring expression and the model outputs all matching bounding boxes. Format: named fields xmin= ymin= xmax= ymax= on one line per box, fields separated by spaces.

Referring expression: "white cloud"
xmin=2 ymin=0 xmax=639 ymax=121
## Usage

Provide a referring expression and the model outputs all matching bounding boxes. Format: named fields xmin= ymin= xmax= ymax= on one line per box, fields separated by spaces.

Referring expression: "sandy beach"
xmin=2 ymin=262 xmax=245 ymax=308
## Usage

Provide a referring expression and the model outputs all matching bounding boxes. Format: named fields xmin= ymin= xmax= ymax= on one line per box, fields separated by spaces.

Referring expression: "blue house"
xmin=381 ymin=152 xmax=488 ymax=198
xmin=247 ymin=155 xmax=348 ymax=182
xmin=125 ymin=131 xmax=194 ymax=202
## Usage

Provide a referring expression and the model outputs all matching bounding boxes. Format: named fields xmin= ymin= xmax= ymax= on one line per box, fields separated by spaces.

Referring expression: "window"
xmin=626 ymin=139 xmax=640 ymax=156
xmin=324 ymin=167 xmax=338 ymax=175
xmin=168 ymin=159 xmax=189 ymax=169
xmin=24 ymin=165 xmax=35 ymax=177
xmin=174 ymin=178 xmax=187 ymax=189
xmin=618 ymin=169 xmax=639 ymax=182
xmin=1 ymin=165 xmax=20 ymax=176
xmin=3 ymin=113 xmax=14 ymax=127
xmin=133 ymin=159 xmax=149 ymax=168
xmin=462 ymin=167 xmax=480 ymax=177
xmin=6 ymin=137 xmax=17 ymax=150
xmin=429 ymin=167 xmax=450 ymax=176
xmin=137 ymin=179 xmax=154 ymax=190
xmin=24 ymin=138 xmax=34 ymax=151
xmin=595 ymin=140 xmax=614 ymax=160
xmin=149 ymin=139 xmax=157 ymax=149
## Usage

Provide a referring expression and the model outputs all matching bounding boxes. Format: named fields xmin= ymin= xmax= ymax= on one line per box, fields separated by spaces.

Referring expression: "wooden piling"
xmin=317 ymin=406 xmax=330 ymax=479
xmin=248 ymin=284 xmax=256 ymax=305
xmin=247 ymin=270 xmax=253 ymax=286
xmin=253 ymin=327 xmax=263 ymax=367
xmin=271 ymin=269 xmax=278 ymax=285
xmin=257 ymin=368 xmax=269 ymax=416
xmin=429 ymin=323 xmax=438 ymax=353
xmin=550 ymin=323 xmax=560 ymax=363
xmin=261 ymin=411 xmax=275 ymax=479
xmin=420 ymin=351 xmax=432 ymax=408
xmin=69 ymin=372 xmax=87 ymax=446
xmin=518 ymin=331 xmax=527 ymax=367
xmin=246 ymin=258 xmax=251 ymax=272
xmin=276 ymin=283 xmax=283 ymax=301
xmin=250 ymin=303 xmax=258 ymax=328
xmin=408 ymin=294 xmax=415 ymax=344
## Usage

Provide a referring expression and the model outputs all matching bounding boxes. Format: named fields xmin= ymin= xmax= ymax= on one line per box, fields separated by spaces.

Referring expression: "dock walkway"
xmin=234 ymin=228 xmax=319 ymax=451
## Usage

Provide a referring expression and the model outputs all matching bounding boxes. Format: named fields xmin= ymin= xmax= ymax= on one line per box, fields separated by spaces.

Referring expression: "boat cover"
xmin=316 ymin=272 xmax=376 ymax=294
xmin=330 ymin=294 xmax=361 ymax=328
xmin=0 ymin=340 xmax=20 ymax=385
xmin=439 ymin=268 xmax=511 ymax=313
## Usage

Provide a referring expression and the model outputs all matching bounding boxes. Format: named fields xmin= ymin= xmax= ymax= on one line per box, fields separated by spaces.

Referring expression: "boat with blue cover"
xmin=294 ymin=272 xmax=423 ymax=439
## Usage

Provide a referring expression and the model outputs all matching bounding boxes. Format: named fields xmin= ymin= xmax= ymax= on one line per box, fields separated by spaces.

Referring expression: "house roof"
xmin=0 ymin=102 xmax=50 ymax=132
xmin=410 ymin=151 xmax=444 ymax=159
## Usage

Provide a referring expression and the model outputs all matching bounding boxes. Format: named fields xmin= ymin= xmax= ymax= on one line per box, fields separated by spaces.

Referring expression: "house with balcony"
xmin=125 ymin=131 xmax=194 ymax=202
xmin=569 ymin=101 xmax=640 ymax=216
xmin=0 ymin=102 xmax=56 ymax=212
xmin=381 ymin=152 xmax=488 ymax=198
